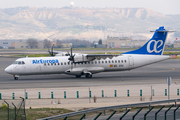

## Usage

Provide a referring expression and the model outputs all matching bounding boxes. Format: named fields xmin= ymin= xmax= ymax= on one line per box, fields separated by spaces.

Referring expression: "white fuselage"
xmin=5 ymin=54 xmax=170 ymax=76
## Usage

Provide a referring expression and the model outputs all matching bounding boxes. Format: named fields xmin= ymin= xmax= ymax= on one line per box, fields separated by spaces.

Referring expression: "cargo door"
xmin=128 ymin=56 xmax=134 ymax=68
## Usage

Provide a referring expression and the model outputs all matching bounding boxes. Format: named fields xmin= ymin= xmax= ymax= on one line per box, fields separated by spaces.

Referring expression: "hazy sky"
xmin=0 ymin=0 xmax=180 ymax=14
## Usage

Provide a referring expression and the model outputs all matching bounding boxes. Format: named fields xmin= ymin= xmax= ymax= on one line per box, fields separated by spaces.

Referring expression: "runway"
xmin=0 ymin=56 xmax=180 ymax=89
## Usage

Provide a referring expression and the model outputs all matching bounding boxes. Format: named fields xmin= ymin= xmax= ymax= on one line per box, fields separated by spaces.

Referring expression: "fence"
xmin=0 ymin=97 xmax=26 ymax=120
xmin=39 ymin=99 xmax=180 ymax=120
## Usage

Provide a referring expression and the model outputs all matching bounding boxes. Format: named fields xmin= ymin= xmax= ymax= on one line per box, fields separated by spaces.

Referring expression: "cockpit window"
xmin=13 ymin=61 xmax=25 ymax=65
xmin=13 ymin=61 xmax=18 ymax=64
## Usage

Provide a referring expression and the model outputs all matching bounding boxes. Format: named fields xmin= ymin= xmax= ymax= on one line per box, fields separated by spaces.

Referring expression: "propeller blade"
xmin=71 ymin=47 xmax=72 ymax=57
xmin=51 ymin=46 xmax=54 ymax=56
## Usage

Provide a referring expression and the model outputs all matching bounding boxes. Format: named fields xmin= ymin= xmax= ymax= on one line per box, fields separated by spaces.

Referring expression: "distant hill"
xmin=0 ymin=7 xmax=179 ymax=41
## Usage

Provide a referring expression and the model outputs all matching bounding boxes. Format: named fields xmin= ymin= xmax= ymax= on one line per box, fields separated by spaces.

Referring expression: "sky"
xmin=0 ymin=0 xmax=180 ymax=14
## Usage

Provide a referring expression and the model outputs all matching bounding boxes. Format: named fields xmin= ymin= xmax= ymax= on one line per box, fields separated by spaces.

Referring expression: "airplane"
xmin=5 ymin=26 xmax=173 ymax=80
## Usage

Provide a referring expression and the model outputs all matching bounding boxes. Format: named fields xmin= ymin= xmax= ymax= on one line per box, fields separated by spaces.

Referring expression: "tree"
xmin=43 ymin=39 xmax=52 ymax=48
xmin=98 ymin=39 xmax=102 ymax=45
xmin=56 ymin=39 xmax=63 ymax=48
xmin=26 ymin=38 xmax=38 ymax=49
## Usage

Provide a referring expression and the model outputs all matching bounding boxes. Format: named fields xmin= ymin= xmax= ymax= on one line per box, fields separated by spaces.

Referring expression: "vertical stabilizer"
xmin=122 ymin=26 xmax=169 ymax=55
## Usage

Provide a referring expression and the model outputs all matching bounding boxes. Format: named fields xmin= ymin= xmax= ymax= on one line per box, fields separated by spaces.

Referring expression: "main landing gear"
xmin=85 ymin=73 xmax=92 ymax=78
xmin=75 ymin=73 xmax=92 ymax=78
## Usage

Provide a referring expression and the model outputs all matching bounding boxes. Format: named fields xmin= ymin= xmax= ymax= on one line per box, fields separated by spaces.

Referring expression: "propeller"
xmin=68 ymin=47 xmax=75 ymax=70
xmin=48 ymin=46 xmax=54 ymax=56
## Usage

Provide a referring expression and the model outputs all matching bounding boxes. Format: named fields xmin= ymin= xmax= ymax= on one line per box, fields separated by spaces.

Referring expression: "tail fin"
xmin=122 ymin=26 xmax=169 ymax=55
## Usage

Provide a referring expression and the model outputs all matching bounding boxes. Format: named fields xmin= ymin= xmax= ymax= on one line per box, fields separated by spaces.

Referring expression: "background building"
xmin=0 ymin=40 xmax=72 ymax=49
xmin=106 ymin=36 xmax=147 ymax=48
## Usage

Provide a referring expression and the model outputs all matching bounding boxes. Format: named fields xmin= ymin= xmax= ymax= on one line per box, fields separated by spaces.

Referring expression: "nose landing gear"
xmin=13 ymin=75 xmax=19 ymax=80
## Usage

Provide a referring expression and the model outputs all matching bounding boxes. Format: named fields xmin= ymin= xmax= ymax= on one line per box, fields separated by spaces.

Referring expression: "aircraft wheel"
xmin=75 ymin=75 xmax=81 ymax=78
xmin=14 ymin=77 xmax=18 ymax=80
xmin=85 ymin=73 xmax=92 ymax=78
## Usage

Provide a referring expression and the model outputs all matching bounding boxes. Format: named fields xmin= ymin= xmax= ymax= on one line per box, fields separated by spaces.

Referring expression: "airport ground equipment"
xmin=39 ymin=99 xmax=180 ymax=120
xmin=51 ymin=92 xmax=53 ymax=99
xmin=177 ymin=89 xmax=179 ymax=95
xmin=127 ymin=90 xmax=129 ymax=97
xmin=25 ymin=92 xmax=28 ymax=99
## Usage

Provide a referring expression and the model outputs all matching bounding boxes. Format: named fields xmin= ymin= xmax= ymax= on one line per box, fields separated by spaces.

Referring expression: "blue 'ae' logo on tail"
xmin=147 ymin=40 xmax=164 ymax=53
xmin=122 ymin=26 xmax=168 ymax=55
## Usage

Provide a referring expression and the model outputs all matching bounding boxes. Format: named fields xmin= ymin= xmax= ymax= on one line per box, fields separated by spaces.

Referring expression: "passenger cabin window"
xmin=121 ymin=60 xmax=123 ymax=63
xmin=102 ymin=61 xmax=104 ymax=63
xmin=125 ymin=60 xmax=126 ymax=63
xmin=105 ymin=61 xmax=107 ymax=63
xmin=51 ymin=63 xmax=53 ymax=65
xmin=44 ymin=63 xmax=46 ymax=66
xmin=88 ymin=62 xmax=90 ymax=64
xmin=61 ymin=63 xmax=63 ymax=65
xmin=22 ymin=61 xmax=25 ymax=64
xmin=58 ymin=63 xmax=60 ymax=65
xmin=64 ymin=62 xmax=66 ymax=65
xmin=98 ymin=61 xmax=100 ymax=64
xmin=95 ymin=61 xmax=97 ymax=64
xmin=118 ymin=60 xmax=120 ymax=63
xmin=109 ymin=61 xmax=111 ymax=63
xmin=115 ymin=60 xmax=117 ymax=63
xmin=91 ymin=61 xmax=93 ymax=64
xmin=112 ymin=60 xmax=114 ymax=63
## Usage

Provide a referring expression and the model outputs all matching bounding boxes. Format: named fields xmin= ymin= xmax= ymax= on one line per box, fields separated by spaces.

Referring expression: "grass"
xmin=26 ymin=108 xmax=74 ymax=120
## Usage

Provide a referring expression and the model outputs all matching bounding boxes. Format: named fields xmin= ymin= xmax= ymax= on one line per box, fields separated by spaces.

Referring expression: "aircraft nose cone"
xmin=5 ymin=66 xmax=12 ymax=74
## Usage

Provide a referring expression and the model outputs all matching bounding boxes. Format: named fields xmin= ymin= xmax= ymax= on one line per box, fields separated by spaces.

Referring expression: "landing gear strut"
xmin=85 ymin=73 xmax=92 ymax=78
xmin=14 ymin=77 xmax=18 ymax=80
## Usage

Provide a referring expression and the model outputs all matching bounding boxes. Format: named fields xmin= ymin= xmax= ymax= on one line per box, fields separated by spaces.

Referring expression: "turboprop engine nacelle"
xmin=74 ymin=54 xmax=94 ymax=62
